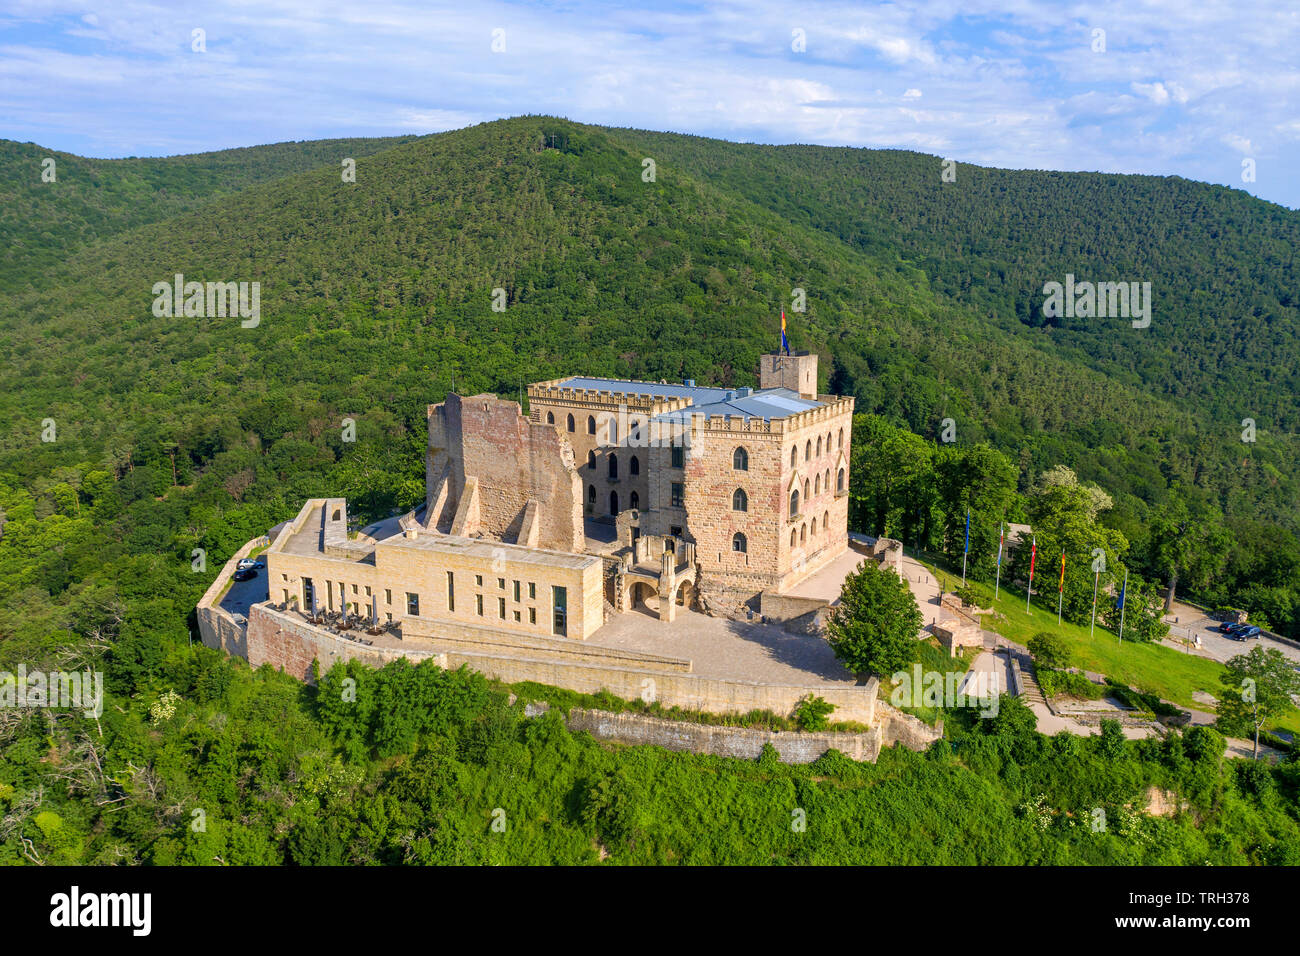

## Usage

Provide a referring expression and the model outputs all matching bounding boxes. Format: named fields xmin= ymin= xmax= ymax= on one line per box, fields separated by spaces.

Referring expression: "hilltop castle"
xmin=261 ymin=352 xmax=853 ymax=643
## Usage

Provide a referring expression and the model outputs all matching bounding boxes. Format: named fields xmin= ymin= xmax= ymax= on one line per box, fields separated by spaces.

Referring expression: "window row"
xmin=789 ymin=428 xmax=846 ymax=467
xmin=789 ymin=468 xmax=845 ymax=516
xmin=789 ymin=512 xmax=831 ymax=547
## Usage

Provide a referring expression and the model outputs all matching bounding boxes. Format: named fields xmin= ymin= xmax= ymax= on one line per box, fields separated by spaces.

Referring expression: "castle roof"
xmin=551 ymin=376 xmax=823 ymax=422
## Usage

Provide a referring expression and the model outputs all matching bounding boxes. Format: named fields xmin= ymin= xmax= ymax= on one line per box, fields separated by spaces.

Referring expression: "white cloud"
xmin=0 ymin=0 xmax=1295 ymax=206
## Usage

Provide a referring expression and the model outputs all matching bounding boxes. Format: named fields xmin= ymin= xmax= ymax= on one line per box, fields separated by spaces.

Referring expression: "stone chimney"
xmin=759 ymin=352 xmax=818 ymax=399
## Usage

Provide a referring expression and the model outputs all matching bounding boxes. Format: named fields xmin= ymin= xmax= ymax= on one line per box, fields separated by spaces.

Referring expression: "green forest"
xmin=1 ymin=116 xmax=1297 ymax=864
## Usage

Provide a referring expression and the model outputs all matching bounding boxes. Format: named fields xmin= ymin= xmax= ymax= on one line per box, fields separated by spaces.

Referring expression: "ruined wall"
xmin=428 ymin=393 xmax=583 ymax=552
xmin=245 ymin=604 xmax=882 ymax=723
xmin=566 ymin=708 xmax=883 ymax=763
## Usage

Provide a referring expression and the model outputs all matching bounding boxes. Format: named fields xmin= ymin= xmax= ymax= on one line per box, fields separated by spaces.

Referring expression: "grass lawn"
xmin=910 ymin=553 xmax=1300 ymax=735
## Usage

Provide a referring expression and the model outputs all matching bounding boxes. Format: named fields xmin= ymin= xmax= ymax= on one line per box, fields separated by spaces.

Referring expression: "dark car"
xmin=233 ymin=567 xmax=257 ymax=582
xmin=1217 ymin=620 xmax=1243 ymax=634
xmin=1233 ymin=625 xmax=1261 ymax=640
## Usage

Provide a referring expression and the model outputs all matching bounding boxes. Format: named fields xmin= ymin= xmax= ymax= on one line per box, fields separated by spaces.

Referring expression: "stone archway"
xmin=626 ymin=580 xmax=658 ymax=615
xmin=674 ymin=579 xmax=697 ymax=609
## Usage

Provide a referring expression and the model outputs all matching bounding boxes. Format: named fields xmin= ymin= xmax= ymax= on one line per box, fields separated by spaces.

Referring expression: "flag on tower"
xmin=780 ymin=309 xmax=789 ymax=355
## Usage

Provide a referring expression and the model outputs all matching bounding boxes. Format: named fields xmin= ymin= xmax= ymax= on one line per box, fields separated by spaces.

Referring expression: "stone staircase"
xmin=1009 ymin=651 xmax=1046 ymax=706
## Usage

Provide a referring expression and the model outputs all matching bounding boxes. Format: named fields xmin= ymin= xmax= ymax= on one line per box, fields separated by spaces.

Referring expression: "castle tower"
xmin=759 ymin=352 xmax=818 ymax=399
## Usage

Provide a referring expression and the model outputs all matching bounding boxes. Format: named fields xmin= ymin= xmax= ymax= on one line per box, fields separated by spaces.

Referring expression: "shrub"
xmin=1026 ymin=632 xmax=1071 ymax=670
xmin=954 ymin=582 xmax=991 ymax=609
xmin=794 ymin=694 xmax=835 ymax=731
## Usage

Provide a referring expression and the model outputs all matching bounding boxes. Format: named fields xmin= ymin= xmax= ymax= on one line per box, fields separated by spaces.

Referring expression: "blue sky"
xmin=3 ymin=1 xmax=1297 ymax=207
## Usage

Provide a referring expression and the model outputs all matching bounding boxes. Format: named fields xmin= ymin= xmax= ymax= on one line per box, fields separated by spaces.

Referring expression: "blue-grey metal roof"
xmin=550 ymin=376 xmax=822 ymax=421
xmin=553 ymin=377 xmax=732 ymax=403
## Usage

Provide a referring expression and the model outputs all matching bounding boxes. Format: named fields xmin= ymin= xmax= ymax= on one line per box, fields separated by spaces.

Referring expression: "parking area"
xmin=218 ymin=561 xmax=269 ymax=622
xmin=1163 ymin=601 xmax=1300 ymax=666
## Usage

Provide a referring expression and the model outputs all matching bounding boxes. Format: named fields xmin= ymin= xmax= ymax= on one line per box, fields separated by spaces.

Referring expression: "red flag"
xmin=1029 ymin=536 xmax=1037 ymax=583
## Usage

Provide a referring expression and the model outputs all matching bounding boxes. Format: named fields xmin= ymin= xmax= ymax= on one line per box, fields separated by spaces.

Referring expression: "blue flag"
xmin=1116 ymin=576 xmax=1126 ymax=609
xmin=963 ymin=511 xmax=970 ymax=555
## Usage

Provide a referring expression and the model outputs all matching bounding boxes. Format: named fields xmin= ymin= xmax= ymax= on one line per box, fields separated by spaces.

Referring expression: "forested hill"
xmin=0 ymin=135 xmax=418 ymax=292
xmin=609 ymin=127 xmax=1300 ymax=434
xmin=0 ymin=116 xmax=1296 ymax=609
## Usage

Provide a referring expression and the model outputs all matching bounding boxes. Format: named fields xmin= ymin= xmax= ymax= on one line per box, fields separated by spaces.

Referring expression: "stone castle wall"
xmin=427 ymin=393 xmax=584 ymax=552
xmin=244 ymin=603 xmax=882 ymax=724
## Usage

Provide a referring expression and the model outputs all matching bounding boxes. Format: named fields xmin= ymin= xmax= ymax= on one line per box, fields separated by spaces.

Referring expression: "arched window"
xmin=588 ymin=450 xmax=596 ymax=470
xmin=805 ymin=440 xmax=811 ymax=461
xmin=811 ymin=517 xmax=817 ymax=535
xmin=732 ymin=488 xmax=748 ymax=512
xmin=733 ymin=532 xmax=747 ymax=553
xmin=587 ymin=415 xmax=596 ymax=435
xmin=790 ymin=489 xmax=800 ymax=517
xmin=733 ymin=447 xmax=749 ymax=471
xmin=630 ymin=491 xmax=639 ymax=511
xmin=816 ymin=437 xmax=822 ymax=457
xmin=790 ymin=528 xmax=797 ymax=547
xmin=804 ymin=479 xmax=810 ymax=501
xmin=790 ymin=446 xmax=797 ymax=468
xmin=609 ymin=490 xmax=619 ymax=515
xmin=824 ymin=468 xmax=830 ymax=491
xmin=607 ymin=419 xmax=618 ymax=445
xmin=837 ymin=468 xmax=845 ymax=492
xmin=609 ymin=454 xmax=618 ymax=479
xmin=630 ymin=455 xmax=639 ymax=475
xmin=630 ymin=418 xmax=642 ymax=443
xmin=800 ymin=524 xmax=807 ymax=545
xmin=838 ymin=428 xmax=843 ymax=450
xmin=546 ymin=411 xmax=555 ymax=424
xmin=814 ymin=474 xmax=820 ymax=495
xmin=588 ymin=484 xmax=596 ymax=503
xmin=823 ymin=510 xmax=829 ymax=531
xmin=567 ymin=414 xmax=575 ymax=432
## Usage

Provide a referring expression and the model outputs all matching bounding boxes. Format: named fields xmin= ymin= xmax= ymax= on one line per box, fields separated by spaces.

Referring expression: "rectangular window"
xmin=406 ymin=592 xmax=419 ymax=616
xmin=385 ymin=612 xmax=392 ymax=623
xmin=498 ymin=597 xmax=506 ymax=619
xmin=670 ymin=525 xmax=682 ymax=537
xmin=513 ymin=580 xmax=521 ymax=602
xmin=529 ymin=607 xmax=536 ymax=625
xmin=476 ymin=594 xmax=484 ymax=616
xmin=513 ymin=610 xmax=521 ymax=623
xmin=475 ymin=574 xmax=483 ymax=586
xmin=671 ymin=446 xmax=684 ymax=468
xmin=552 ymin=586 xmax=567 ymax=636
xmin=528 ymin=582 xmax=536 ymax=600
xmin=446 ymin=571 xmax=455 ymax=612
xmin=498 ymin=578 xmax=506 ymax=590
xmin=670 ymin=483 xmax=684 ymax=507
xmin=364 ymin=585 xmax=371 ymax=596
xmin=385 ymin=589 xmax=392 ymax=605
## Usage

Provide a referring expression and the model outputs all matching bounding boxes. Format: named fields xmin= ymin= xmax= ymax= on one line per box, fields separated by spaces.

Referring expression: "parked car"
xmin=1216 ymin=620 xmax=1241 ymax=634
xmin=1233 ymin=625 xmax=1262 ymax=640
xmin=237 ymin=558 xmax=256 ymax=571
xmin=233 ymin=567 xmax=257 ymax=582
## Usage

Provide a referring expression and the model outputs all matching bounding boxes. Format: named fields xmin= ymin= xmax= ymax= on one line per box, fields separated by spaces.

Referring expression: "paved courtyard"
xmin=588 ymin=604 xmax=859 ymax=687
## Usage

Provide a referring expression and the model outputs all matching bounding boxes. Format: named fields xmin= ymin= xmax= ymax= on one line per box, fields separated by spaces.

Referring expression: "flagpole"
xmin=1118 ymin=568 xmax=1128 ymax=644
xmin=994 ymin=523 xmax=1003 ymax=599
xmin=1057 ymin=552 xmax=1065 ymax=626
xmin=1026 ymin=535 xmax=1036 ymax=614
xmin=961 ymin=511 xmax=969 ymax=586
xmin=1090 ymin=570 xmax=1098 ymax=637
